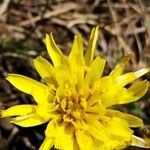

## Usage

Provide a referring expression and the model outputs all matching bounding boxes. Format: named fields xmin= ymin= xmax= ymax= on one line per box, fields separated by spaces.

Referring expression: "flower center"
xmin=50 ymin=83 xmax=90 ymax=123
xmin=48 ymin=82 xmax=105 ymax=129
xmin=59 ymin=93 xmax=85 ymax=122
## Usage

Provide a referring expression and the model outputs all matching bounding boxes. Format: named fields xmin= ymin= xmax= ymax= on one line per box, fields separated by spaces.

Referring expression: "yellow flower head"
xmin=1 ymin=27 xmax=150 ymax=150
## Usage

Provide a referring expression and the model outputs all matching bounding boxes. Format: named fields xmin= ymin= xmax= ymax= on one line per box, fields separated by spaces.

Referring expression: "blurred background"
xmin=0 ymin=0 xmax=150 ymax=149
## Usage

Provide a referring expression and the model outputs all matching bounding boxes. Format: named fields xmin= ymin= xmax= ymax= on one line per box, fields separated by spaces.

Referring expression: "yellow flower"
xmin=1 ymin=26 xmax=150 ymax=150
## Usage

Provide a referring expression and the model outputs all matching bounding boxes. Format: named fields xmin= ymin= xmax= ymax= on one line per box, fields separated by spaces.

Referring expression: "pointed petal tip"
xmin=94 ymin=25 xmax=99 ymax=31
xmin=94 ymin=25 xmax=100 ymax=35
xmin=5 ymin=73 xmax=15 ymax=81
xmin=143 ymin=80 xmax=150 ymax=87
xmin=10 ymin=114 xmax=47 ymax=127
xmin=45 ymin=31 xmax=65 ymax=67
xmin=1 ymin=110 xmax=12 ymax=118
xmin=122 ymin=54 xmax=133 ymax=62
xmin=97 ymin=55 xmax=106 ymax=60
xmin=73 ymin=34 xmax=83 ymax=44
xmin=33 ymin=55 xmax=41 ymax=62
xmin=0 ymin=110 xmax=7 ymax=118
xmin=45 ymin=33 xmax=53 ymax=41
xmin=33 ymin=55 xmax=47 ymax=64
xmin=45 ymin=33 xmax=50 ymax=40
xmin=134 ymin=67 xmax=150 ymax=78
xmin=93 ymin=25 xmax=99 ymax=36
xmin=125 ymin=53 xmax=133 ymax=57
xmin=85 ymin=26 xmax=100 ymax=66
xmin=45 ymin=33 xmax=50 ymax=37
xmin=110 ymin=54 xmax=133 ymax=76
xmin=132 ymin=135 xmax=150 ymax=148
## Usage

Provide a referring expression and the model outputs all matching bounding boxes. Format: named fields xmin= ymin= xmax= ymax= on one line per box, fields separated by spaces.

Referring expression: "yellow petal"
xmin=116 ymin=72 xmax=137 ymax=86
xmin=110 ymin=55 xmax=132 ymax=76
xmin=84 ymin=56 xmax=106 ymax=86
xmin=85 ymin=26 xmax=99 ymax=66
xmin=69 ymin=34 xmax=84 ymax=58
xmin=116 ymin=67 xmax=150 ymax=86
xmin=105 ymin=117 xmax=133 ymax=139
xmin=94 ymin=76 xmax=122 ymax=107
xmin=131 ymin=135 xmax=150 ymax=148
xmin=100 ymin=85 xmax=131 ymax=107
xmin=87 ymin=120 xmax=109 ymax=141
xmin=1 ymin=105 xmax=37 ymax=117
xmin=39 ymin=137 xmax=53 ymax=150
xmin=33 ymin=56 xmax=54 ymax=85
xmin=6 ymin=74 xmax=50 ymax=104
xmin=11 ymin=114 xmax=48 ymax=127
xmin=126 ymin=80 xmax=149 ymax=103
xmin=102 ymin=80 xmax=149 ymax=106
xmin=87 ymin=90 xmax=101 ymax=107
xmin=68 ymin=34 xmax=84 ymax=89
xmin=76 ymin=130 xmax=94 ymax=150
xmin=45 ymin=120 xmax=56 ymax=137
xmin=54 ymin=65 xmax=74 ymax=88
xmin=106 ymin=109 xmax=143 ymax=127
xmin=134 ymin=67 xmax=150 ymax=77
xmin=45 ymin=121 xmax=75 ymax=150
xmin=54 ymin=126 xmax=75 ymax=150
xmin=46 ymin=33 xmax=65 ymax=67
